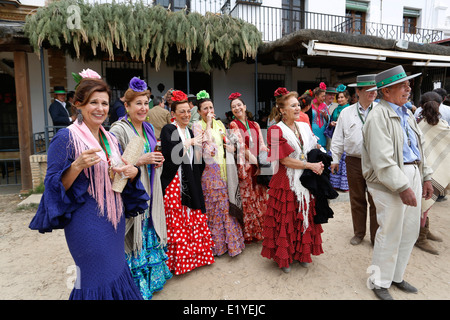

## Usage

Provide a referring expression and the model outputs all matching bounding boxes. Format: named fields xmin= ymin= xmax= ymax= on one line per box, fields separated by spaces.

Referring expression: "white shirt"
xmin=330 ymin=102 xmax=376 ymax=163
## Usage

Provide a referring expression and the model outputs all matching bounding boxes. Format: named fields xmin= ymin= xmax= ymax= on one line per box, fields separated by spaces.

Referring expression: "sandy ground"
xmin=0 ymin=190 xmax=448 ymax=301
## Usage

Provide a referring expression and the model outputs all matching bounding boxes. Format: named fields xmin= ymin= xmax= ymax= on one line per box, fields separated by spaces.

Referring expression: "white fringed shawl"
xmin=277 ymin=121 xmax=318 ymax=232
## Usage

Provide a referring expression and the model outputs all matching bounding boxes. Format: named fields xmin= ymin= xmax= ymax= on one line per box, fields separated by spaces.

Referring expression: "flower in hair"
xmin=304 ymin=89 xmax=313 ymax=97
xmin=172 ymin=90 xmax=188 ymax=102
xmin=336 ymin=84 xmax=347 ymax=93
xmin=319 ymin=82 xmax=327 ymax=90
xmin=274 ymin=87 xmax=289 ymax=98
xmin=129 ymin=77 xmax=148 ymax=92
xmin=72 ymin=68 xmax=101 ymax=89
xmin=228 ymin=92 xmax=242 ymax=100
xmin=196 ymin=90 xmax=210 ymax=100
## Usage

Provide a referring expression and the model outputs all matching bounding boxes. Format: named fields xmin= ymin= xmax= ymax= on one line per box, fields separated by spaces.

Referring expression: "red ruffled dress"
xmin=229 ymin=120 xmax=268 ymax=242
xmin=163 ymin=173 xmax=215 ymax=275
xmin=261 ymin=125 xmax=324 ymax=268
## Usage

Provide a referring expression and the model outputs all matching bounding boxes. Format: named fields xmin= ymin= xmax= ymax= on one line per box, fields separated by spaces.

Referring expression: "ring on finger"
xmin=91 ymin=157 xmax=95 ymax=162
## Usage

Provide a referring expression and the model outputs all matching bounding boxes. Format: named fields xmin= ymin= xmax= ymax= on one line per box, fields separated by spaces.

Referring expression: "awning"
xmin=303 ymin=40 xmax=450 ymax=66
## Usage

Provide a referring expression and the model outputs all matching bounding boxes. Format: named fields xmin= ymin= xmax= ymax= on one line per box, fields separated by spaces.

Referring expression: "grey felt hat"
xmin=348 ymin=74 xmax=376 ymax=87
xmin=367 ymin=65 xmax=421 ymax=92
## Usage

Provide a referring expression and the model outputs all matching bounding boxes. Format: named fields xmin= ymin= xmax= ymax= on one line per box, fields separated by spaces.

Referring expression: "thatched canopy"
xmin=23 ymin=0 xmax=262 ymax=73
xmin=258 ymin=29 xmax=450 ymax=73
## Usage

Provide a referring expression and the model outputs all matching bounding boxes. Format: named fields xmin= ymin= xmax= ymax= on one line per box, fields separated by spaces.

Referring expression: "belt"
xmin=404 ymin=160 xmax=421 ymax=165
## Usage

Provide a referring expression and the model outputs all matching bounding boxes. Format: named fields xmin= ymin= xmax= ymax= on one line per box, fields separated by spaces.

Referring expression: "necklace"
xmin=99 ymin=131 xmax=115 ymax=180
xmin=283 ymin=120 xmax=305 ymax=160
xmin=237 ymin=117 xmax=254 ymax=147
xmin=128 ymin=118 xmax=150 ymax=153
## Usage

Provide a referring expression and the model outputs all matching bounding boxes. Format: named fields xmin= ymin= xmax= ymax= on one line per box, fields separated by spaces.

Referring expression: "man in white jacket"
xmin=362 ymin=65 xmax=433 ymax=300
xmin=330 ymin=75 xmax=378 ymax=246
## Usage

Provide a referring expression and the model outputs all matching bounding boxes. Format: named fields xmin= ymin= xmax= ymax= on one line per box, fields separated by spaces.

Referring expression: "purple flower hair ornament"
xmin=129 ymin=77 xmax=148 ymax=92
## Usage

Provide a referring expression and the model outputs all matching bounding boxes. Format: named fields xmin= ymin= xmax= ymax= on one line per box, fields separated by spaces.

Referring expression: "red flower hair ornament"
xmin=319 ymin=82 xmax=327 ymax=90
xmin=171 ymin=90 xmax=188 ymax=102
xmin=274 ymin=87 xmax=289 ymax=98
xmin=228 ymin=92 xmax=242 ymax=100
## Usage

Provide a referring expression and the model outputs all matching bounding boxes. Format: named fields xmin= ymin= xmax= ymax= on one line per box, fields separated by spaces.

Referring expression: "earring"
xmin=76 ymin=109 xmax=83 ymax=124
xmin=146 ymin=116 xmax=149 ymax=121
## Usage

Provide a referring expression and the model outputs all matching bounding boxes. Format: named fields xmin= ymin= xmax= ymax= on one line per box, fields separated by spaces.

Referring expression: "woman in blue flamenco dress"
xmin=29 ymin=73 xmax=149 ymax=300
xmin=110 ymin=77 xmax=172 ymax=299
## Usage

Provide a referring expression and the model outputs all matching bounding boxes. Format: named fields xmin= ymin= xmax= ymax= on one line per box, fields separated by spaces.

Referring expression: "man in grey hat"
xmin=362 ymin=65 xmax=433 ymax=300
xmin=330 ymin=75 xmax=379 ymax=247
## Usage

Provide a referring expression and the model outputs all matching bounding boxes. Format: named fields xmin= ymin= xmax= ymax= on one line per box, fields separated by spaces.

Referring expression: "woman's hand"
xmin=62 ymin=148 xmax=101 ymax=190
xmin=71 ymin=148 xmax=102 ymax=171
xmin=329 ymin=121 xmax=337 ymax=127
xmin=137 ymin=152 xmax=164 ymax=168
xmin=307 ymin=161 xmax=324 ymax=175
xmin=113 ymin=158 xmax=138 ymax=181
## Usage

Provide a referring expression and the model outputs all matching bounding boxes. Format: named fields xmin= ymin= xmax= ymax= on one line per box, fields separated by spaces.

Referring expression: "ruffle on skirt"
xmin=261 ymin=185 xmax=324 ymax=269
xmin=238 ymin=165 xmax=267 ymax=242
xmin=164 ymin=173 xmax=215 ymax=275
xmin=69 ymin=263 xmax=143 ymax=300
xmin=202 ymin=164 xmax=245 ymax=257
xmin=328 ymin=151 xmax=349 ymax=191
xmin=126 ymin=220 xmax=172 ymax=300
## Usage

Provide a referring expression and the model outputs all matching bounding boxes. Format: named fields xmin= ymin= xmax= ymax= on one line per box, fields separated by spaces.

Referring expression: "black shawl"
xmin=160 ymin=124 xmax=206 ymax=213
xmin=300 ymin=148 xmax=338 ymax=224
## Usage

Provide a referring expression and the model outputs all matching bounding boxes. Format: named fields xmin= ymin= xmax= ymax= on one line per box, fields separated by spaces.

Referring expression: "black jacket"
xmin=300 ymin=148 xmax=338 ymax=224
xmin=160 ymin=124 xmax=206 ymax=213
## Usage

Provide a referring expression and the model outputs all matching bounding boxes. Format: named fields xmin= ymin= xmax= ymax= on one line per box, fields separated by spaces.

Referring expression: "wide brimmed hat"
xmin=348 ymin=74 xmax=376 ymax=87
xmin=367 ymin=66 xmax=421 ymax=92
xmin=51 ymin=86 xmax=66 ymax=94
xmin=325 ymin=86 xmax=338 ymax=93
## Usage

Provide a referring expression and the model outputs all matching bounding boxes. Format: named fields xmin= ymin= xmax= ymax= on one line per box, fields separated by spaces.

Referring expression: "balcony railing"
xmin=39 ymin=1 xmax=445 ymax=44
xmin=229 ymin=4 xmax=443 ymax=43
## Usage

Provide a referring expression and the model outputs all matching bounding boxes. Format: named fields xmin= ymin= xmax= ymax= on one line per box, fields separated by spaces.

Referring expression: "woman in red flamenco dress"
xmin=261 ymin=88 xmax=325 ymax=273
xmin=160 ymin=90 xmax=215 ymax=275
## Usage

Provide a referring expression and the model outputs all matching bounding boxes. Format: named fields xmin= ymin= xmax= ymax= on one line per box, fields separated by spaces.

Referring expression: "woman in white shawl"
xmin=261 ymin=88 xmax=325 ymax=273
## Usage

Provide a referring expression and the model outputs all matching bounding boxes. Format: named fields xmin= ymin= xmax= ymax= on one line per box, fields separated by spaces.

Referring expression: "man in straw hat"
xmin=330 ymin=75 xmax=379 ymax=247
xmin=362 ymin=65 xmax=433 ymax=300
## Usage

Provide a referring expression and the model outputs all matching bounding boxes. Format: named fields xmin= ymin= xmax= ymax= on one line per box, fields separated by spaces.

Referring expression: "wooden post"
xmin=13 ymin=51 xmax=33 ymax=193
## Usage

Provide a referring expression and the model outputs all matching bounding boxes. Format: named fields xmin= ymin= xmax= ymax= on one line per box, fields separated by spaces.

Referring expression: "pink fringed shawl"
xmin=67 ymin=121 xmax=123 ymax=229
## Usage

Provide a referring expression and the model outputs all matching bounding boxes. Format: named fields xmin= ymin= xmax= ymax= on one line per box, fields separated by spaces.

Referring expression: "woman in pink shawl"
xmin=29 ymin=70 xmax=149 ymax=300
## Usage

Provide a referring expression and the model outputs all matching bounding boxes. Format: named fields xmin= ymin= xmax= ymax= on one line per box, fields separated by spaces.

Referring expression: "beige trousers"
xmin=367 ymin=164 xmax=422 ymax=288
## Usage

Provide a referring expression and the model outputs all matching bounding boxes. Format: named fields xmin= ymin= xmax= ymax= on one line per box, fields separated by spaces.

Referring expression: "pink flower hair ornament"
xmin=72 ymin=68 xmax=102 ymax=89
xmin=319 ymin=82 xmax=327 ymax=90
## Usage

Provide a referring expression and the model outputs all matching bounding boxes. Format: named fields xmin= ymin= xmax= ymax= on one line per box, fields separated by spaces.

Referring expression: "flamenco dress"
xmin=229 ymin=120 xmax=267 ymax=242
xmin=261 ymin=125 xmax=324 ymax=268
xmin=193 ymin=120 xmax=244 ymax=257
xmin=111 ymin=119 xmax=172 ymax=300
xmin=161 ymin=123 xmax=215 ymax=275
xmin=328 ymin=103 xmax=349 ymax=191
xmin=29 ymin=128 xmax=149 ymax=299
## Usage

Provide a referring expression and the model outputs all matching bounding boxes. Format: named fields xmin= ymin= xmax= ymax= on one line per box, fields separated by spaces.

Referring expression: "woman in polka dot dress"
xmin=160 ymin=90 xmax=215 ymax=275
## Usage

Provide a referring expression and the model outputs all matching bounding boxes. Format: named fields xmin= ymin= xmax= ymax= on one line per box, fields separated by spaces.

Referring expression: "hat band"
xmin=377 ymin=72 xmax=406 ymax=88
xmin=54 ymin=90 xmax=66 ymax=94
xmin=356 ymin=81 xmax=376 ymax=87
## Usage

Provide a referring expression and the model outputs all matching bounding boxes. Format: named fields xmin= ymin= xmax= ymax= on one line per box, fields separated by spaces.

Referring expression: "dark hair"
xmin=67 ymin=91 xmax=75 ymax=100
xmin=313 ymin=86 xmax=325 ymax=97
xmin=337 ymin=90 xmax=351 ymax=101
xmin=229 ymin=97 xmax=245 ymax=107
xmin=73 ymin=78 xmax=111 ymax=107
xmin=432 ymin=88 xmax=447 ymax=100
xmin=152 ymin=96 xmax=163 ymax=105
xmin=171 ymin=100 xmax=189 ymax=113
xmin=419 ymin=91 xmax=442 ymax=126
xmin=298 ymin=94 xmax=313 ymax=109
xmin=197 ymin=98 xmax=212 ymax=111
